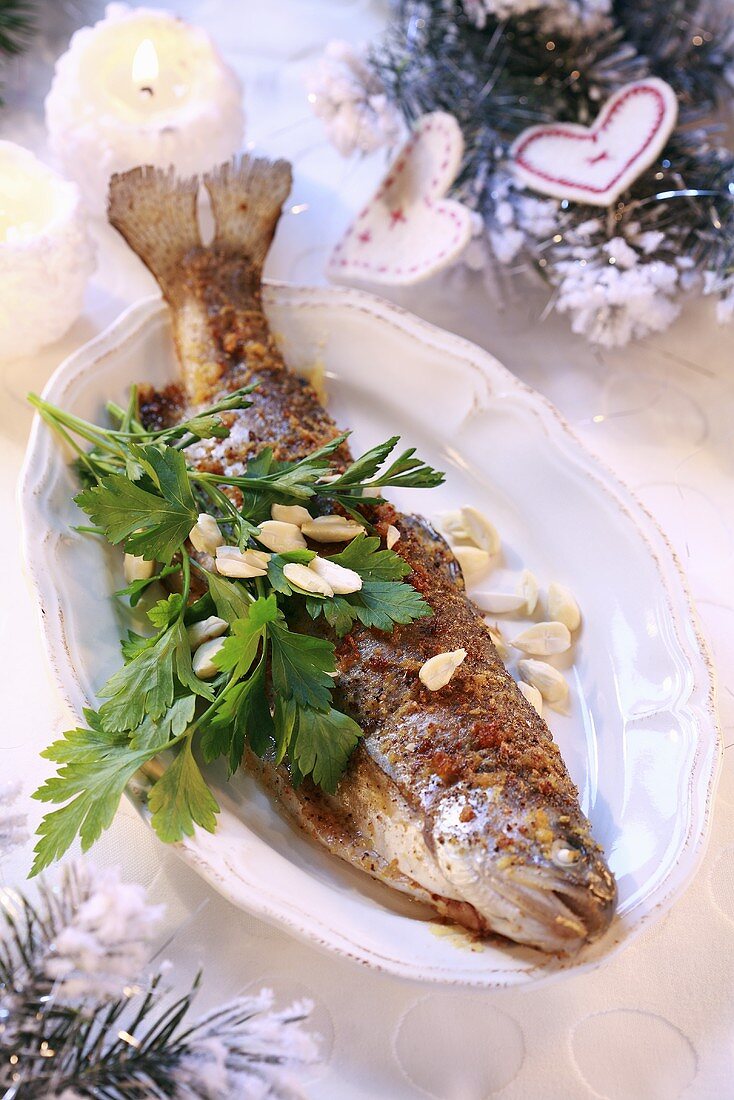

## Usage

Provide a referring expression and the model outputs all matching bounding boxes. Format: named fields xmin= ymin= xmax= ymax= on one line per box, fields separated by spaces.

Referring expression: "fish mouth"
xmin=494 ymin=863 xmax=617 ymax=954
xmin=437 ymin=851 xmax=617 ymax=954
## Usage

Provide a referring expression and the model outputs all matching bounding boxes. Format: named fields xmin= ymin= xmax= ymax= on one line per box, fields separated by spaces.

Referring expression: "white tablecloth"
xmin=2 ymin=3 xmax=733 ymax=1097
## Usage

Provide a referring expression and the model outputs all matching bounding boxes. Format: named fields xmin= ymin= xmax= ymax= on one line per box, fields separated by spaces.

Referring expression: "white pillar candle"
xmin=0 ymin=143 xmax=95 ymax=362
xmin=45 ymin=3 xmax=245 ymax=214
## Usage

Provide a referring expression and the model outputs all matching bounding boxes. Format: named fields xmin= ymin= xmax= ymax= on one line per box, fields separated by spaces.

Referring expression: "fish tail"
xmin=107 ymin=166 xmax=201 ymax=299
xmin=203 ymin=155 xmax=293 ymax=267
xmin=109 ymin=156 xmax=293 ymax=408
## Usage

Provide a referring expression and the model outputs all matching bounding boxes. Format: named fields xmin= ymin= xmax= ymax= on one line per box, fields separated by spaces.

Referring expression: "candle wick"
xmin=140 ymin=86 xmax=154 ymax=97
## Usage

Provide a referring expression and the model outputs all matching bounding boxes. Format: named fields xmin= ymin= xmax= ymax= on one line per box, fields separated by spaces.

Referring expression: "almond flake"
xmin=438 ymin=507 xmax=500 ymax=554
xmin=309 ymin=557 xmax=362 ymax=594
xmin=256 ymin=520 xmax=307 ymax=553
xmin=215 ymin=546 xmax=270 ymax=578
xmin=452 ymin=545 xmax=492 ymax=585
xmin=419 ymin=648 xmax=467 ymax=691
xmin=517 ymin=681 xmax=543 ymax=716
xmin=301 ymin=515 xmax=364 ymax=542
xmin=511 ymin=621 xmax=571 ymax=656
xmin=472 ymin=591 xmax=525 ymax=614
xmin=271 ymin=503 xmax=312 ymax=526
xmin=484 ymin=621 xmax=509 ymax=660
xmin=386 ymin=524 xmax=400 ymax=549
xmin=187 ymin=616 xmax=228 ymax=651
xmin=518 ymin=569 xmax=539 ymax=615
xmin=283 ymin=562 xmax=334 ymax=596
xmin=518 ymin=659 xmax=569 ymax=709
xmin=548 ymin=582 xmax=581 ymax=632
xmin=123 ymin=553 xmax=155 ymax=583
xmin=189 ymin=513 xmax=225 ymax=555
xmin=193 ymin=637 xmax=226 ymax=679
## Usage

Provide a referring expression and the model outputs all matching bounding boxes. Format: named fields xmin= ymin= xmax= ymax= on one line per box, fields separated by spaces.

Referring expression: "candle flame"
xmin=131 ymin=38 xmax=159 ymax=87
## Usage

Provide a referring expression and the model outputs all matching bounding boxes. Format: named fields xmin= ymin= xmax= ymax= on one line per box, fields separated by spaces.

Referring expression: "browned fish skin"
xmin=109 ymin=158 xmax=616 ymax=953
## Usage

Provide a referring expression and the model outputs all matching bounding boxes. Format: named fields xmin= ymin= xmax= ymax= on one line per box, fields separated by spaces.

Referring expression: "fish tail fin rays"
xmin=203 ymin=155 xmax=293 ymax=268
xmin=107 ymin=166 xmax=201 ymax=298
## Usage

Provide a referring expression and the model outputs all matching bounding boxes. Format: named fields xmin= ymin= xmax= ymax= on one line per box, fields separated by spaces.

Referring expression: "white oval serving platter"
xmin=20 ymin=285 xmax=721 ymax=988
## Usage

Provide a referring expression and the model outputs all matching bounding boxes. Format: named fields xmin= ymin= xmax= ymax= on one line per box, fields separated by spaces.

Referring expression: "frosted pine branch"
xmin=43 ymin=862 xmax=165 ymax=1001
xmin=0 ymin=861 xmax=319 ymax=1097
xmin=462 ymin=0 xmax=610 ymax=34
xmin=306 ymin=40 xmax=403 ymax=157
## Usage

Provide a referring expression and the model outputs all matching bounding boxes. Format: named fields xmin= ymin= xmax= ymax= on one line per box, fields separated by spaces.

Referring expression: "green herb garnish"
xmin=28 ymin=387 xmax=444 ymax=874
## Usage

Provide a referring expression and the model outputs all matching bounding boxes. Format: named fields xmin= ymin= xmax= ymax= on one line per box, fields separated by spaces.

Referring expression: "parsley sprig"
xmin=28 ymin=387 xmax=444 ymax=875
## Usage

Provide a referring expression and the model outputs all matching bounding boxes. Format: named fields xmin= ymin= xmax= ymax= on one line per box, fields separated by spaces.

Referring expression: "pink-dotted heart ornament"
xmin=509 ymin=79 xmax=678 ymax=207
xmin=327 ymin=112 xmax=473 ymax=285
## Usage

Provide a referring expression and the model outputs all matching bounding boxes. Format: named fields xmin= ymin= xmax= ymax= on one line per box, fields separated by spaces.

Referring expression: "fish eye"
xmin=551 ymin=839 xmax=583 ymax=867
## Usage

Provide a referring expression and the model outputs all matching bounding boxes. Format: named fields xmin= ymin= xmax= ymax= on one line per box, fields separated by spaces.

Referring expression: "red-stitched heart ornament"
xmin=327 ymin=112 xmax=473 ymax=285
xmin=509 ymin=79 xmax=678 ymax=207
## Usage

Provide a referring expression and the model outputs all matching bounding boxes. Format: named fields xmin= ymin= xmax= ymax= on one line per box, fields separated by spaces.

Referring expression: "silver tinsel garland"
xmin=310 ymin=0 xmax=734 ymax=346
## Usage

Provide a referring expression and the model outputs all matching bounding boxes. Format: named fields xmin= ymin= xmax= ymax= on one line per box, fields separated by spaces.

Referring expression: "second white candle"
xmin=45 ymin=3 xmax=245 ymax=214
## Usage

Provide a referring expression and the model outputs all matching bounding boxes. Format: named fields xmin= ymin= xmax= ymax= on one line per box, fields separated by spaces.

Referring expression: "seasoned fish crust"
xmin=110 ymin=156 xmax=616 ymax=954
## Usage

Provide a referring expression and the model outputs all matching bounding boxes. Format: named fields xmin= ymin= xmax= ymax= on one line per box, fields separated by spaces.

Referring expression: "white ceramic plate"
xmin=20 ymin=286 xmax=720 ymax=988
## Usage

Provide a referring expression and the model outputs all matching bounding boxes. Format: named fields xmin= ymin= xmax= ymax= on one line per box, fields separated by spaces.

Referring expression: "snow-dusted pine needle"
xmin=306 ymin=39 xmax=403 ymax=156
xmin=43 ymin=862 xmax=164 ymax=1001
xmin=174 ymin=990 xmax=319 ymax=1099
xmin=0 ymin=860 xmax=319 ymax=1098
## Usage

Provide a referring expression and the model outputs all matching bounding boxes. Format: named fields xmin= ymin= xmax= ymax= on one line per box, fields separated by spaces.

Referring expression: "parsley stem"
xmin=106 ymin=398 xmax=145 ymax=435
xmin=187 ymin=673 xmax=242 ymax=736
xmin=194 ymin=480 xmax=260 ymax=547
xmin=191 ymin=470 xmax=314 ymax=501
xmin=180 ymin=550 xmax=191 ymax=607
xmin=28 ymin=395 xmax=129 ymax=460
xmin=39 ymin=417 xmax=103 ymax=484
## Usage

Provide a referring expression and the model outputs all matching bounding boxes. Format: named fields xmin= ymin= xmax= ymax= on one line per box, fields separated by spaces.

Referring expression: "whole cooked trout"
xmin=108 ymin=157 xmax=616 ymax=954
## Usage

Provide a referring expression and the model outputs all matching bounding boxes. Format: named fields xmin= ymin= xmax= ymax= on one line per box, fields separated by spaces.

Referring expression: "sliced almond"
xmin=271 ymin=503 xmax=313 ymax=527
xmin=472 ymin=591 xmax=525 ymax=614
xmin=215 ymin=546 xmax=270 ymax=578
xmin=309 ymin=557 xmax=362 ymax=594
xmin=452 ymin=545 xmax=492 ymax=585
xmin=518 ymin=658 xmax=569 ymax=709
xmin=283 ymin=562 xmax=334 ymax=596
xmin=187 ymin=615 xmax=228 ymax=651
xmin=361 ymin=486 xmax=383 ymax=499
xmin=437 ymin=509 xmax=468 ymax=543
xmin=438 ymin=506 xmax=500 ymax=555
xmin=301 ymin=515 xmax=364 ymax=542
xmin=419 ymin=648 xmax=467 ymax=691
xmin=518 ymin=569 xmax=539 ymax=615
xmin=255 ymin=519 xmax=307 ymax=553
xmin=511 ymin=621 xmax=571 ymax=656
xmin=124 ymin=553 xmax=155 ymax=583
xmin=460 ymin=506 xmax=500 ymax=555
xmin=548 ymin=582 xmax=581 ymax=632
xmin=386 ymin=524 xmax=400 ymax=549
xmin=189 ymin=513 xmax=225 ymax=556
xmin=484 ymin=621 xmax=509 ymax=660
xmin=193 ymin=637 xmax=226 ymax=679
xmin=517 ymin=680 xmax=543 ymax=716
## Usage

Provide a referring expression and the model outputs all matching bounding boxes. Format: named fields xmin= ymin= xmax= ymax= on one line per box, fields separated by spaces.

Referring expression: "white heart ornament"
xmin=509 ymin=79 xmax=678 ymax=208
xmin=327 ymin=112 xmax=473 ymax=285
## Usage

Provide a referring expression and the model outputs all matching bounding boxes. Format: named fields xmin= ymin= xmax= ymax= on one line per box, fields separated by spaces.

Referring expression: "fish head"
xmin=429 ymin=783 xmax=617 ymax=954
